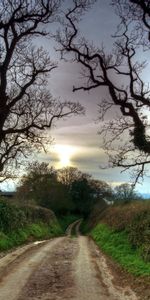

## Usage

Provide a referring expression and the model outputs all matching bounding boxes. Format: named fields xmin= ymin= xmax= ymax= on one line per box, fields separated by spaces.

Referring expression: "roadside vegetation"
xmin=0 ymin=199 xmax=62 ymax=251
xmin=0 ymin=162 xmax=112 ymax=252
xmin=1 ymin=161 xmax=150 ymax=281
xmin=90 ymin=201 xmax=150 ymax=276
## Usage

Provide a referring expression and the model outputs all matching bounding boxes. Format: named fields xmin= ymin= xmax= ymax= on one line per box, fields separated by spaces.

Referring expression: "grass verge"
xmin=0 ymin=221 xmax=62 ymax=251
xmin=91 ymin=223 xmax=150 ymax=276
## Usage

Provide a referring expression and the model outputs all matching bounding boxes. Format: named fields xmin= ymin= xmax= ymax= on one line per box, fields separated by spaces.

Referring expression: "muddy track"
xmin=0 ymin=223 xmax=139 ymax=300
xmin=65 ymin=219 xmax=82 ymax=237
xmin=0 ymin=237 xmax=65 ymax=300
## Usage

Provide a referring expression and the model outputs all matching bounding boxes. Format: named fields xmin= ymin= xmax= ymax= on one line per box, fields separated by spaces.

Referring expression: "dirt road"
xmin=0 ymin=222 xmax=138 ymax=300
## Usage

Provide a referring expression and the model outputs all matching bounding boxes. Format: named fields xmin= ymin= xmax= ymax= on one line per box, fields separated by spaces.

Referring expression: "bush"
xmin=89 ymin=201 xmax=150 ymax=263
xmin=99 ymin=201 xmax=150 ymax=232
xmin=0 ymin=232 xmax=13 ymax=250
xmin=20 ymin=205 xmax=56 ymax=225
xmin=0 ymin=222 xmax=63 ymax=251
xmin=128 ymin=210 xmax=150 ymax=262
xmin=0 ymin=199 xmax=57 ymax=233
xmin=0 ymin=199 xmax=63 ymax=252
xmin=0 ymin=200 xmax=27 ymax=233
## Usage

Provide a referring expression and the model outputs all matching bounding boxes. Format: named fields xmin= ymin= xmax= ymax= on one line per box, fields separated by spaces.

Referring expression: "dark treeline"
xmin=16 ymin=162 xmax=113 ymax=218
xmin=16 ymin=162 xmax=140 ymax=218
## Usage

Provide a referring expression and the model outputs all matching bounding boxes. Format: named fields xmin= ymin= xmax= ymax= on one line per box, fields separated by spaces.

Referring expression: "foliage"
xmin=17 ymin=164 xmax=112 ymax=217
xmin=19 ymin=205 xmax=56 ymax=225
xmin=0 ymin=197 xmax=62 ymax=252
xmin=70 ymin=177 xmax=94 ymax=217
xmin=128 ymin=210 xmax=150 ymax=262
xmin=17 ymin=162 xmax=58 ymax=203
xmin=0 ymin=197 xmax=57 ymax=233
xmin=91 ymin=223 xmax=150 ymax=276
xmin=97 ymin=201 xmax=150 ymax=232
xmin=89 ymin=200 xmax=150 ymax=264
xmin=58 ymin=167 xmax=95 ymax=217
xmin=0 ymin=199 xmax=27 ymax=233
xmin=86 ymin=199 xmax=108 ymax=230
xmin=0 ymin=221 xmax=62 ymax=251
xmin=17 ymin=162 xmax=75 ymax=215
xmin=0 ymin=232 xmax=12 ymax=250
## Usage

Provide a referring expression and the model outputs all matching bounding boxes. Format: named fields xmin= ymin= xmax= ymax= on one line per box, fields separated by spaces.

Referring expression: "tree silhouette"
xmin=114 ymin=183 xmax=138 ymax=203
xmin=0 ymin=0 xmax=83 ymax=180
xmin=16 ymin=161 xmax=75 ymax=214
xmin=56 ymin=0 xmax=150 ymax=183
xmin=112 ymin=0 xmax=150 ymax=45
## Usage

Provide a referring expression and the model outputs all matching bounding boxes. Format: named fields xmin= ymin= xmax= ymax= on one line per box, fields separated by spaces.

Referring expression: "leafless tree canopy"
xmin=112 ymin=0 xmax=150 ymax=46
xmin=0 ymin=0 xmax=84 ymax=180
xmin=56 ymin=0 xmax=150 ymax=184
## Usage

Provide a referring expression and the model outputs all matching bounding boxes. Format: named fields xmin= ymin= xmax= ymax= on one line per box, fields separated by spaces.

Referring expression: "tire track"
xmin=0 ymin=237 xmax=64 ymax=300
xmin=0 ymin=223 xmax=138 ymax=300
xmin=65 ymin=219 xmax=82 ymax=237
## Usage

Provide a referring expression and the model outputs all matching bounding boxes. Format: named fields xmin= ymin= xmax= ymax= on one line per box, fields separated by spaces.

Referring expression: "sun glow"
xmin=54 ymin=144 xmax=76 ymax=168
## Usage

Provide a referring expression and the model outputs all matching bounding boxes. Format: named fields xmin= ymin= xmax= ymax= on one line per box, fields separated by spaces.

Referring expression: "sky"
xmin=38 ymin=2 xmax=130 ymax=182
xmin=2 ymin=0 xmax=150 ymax=194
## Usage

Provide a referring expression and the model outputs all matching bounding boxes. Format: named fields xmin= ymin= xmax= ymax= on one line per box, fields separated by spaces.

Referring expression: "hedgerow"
xmin=0 ymin=198 xmax=62 ymax=252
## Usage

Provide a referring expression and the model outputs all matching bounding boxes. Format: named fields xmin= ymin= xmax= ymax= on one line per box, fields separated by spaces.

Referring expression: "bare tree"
xmin=114 ymin=183 xmax=139 ymax=203
xmin=56 ymin=0 xmax=150 ymax=184
xmin=0 ymin=0 xmax=84 ymax=180
xmin=58 ymin=167 xmax=83 ymax=186
xmin=112 ymin=0 xmax=150 ymax=46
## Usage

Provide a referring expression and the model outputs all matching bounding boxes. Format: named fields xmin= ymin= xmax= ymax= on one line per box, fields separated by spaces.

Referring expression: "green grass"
xmin=91 ymin=223 xmax=150 ymax=276
xmin=0 ymin=200 xmax=64 ymax=252
xmin=0 ymin=221 xmax=63 ymax=251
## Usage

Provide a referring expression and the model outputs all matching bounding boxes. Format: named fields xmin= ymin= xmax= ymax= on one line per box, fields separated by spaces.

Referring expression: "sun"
xmin=54 ymin=144 xmax=76 ymax=168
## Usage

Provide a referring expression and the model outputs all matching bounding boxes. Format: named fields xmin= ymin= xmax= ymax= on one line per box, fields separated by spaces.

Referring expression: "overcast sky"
xmin=2 ymin=0 xmax=150 ymax=194
xmin=36 ymin=0 xmax=150 ymax=194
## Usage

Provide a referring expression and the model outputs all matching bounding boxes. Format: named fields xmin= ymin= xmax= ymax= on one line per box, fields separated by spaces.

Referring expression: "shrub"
xmin=20 ymin=205 xmax=56 ymax=225
xmin=0 ymin=232 xmax=12 ymax=250
xmin=0 ymin=200 xmax=27 ymax=233
xmin=89 ymin=201 xmax=150 ymax=263
xmin=0 ymin=199 xmax=63 ymax=252
xmin=99 ymin=201 xmax=150 ymax=232
xmin=128 ymin=210 xmax=150 ymax=262
xmin=0 ymin=221 xmax=63 ymax=251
